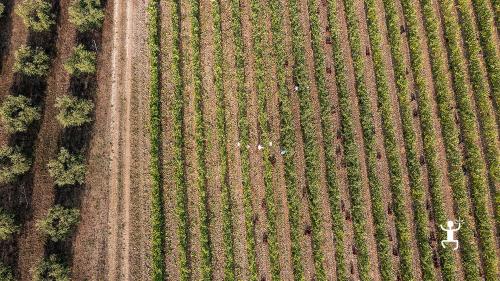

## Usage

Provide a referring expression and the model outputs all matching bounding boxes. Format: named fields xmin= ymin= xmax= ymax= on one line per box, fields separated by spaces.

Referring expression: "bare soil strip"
xmin=200 ymin=0 xmax=225 ymax=279
xmin=15 ymin=1 xmax=74 ymax=280
xmin=219 ymin=0 xmax=250 ymax=278
xmin=158 ymin=0 xmax=182 ymax=278
xmin=105 ymin=0 xmax=135 ymax=279
xmin=239 ymin=0 xmax=272 ymax=277
xmin=278 ymin=0 xmax=317 ymax=278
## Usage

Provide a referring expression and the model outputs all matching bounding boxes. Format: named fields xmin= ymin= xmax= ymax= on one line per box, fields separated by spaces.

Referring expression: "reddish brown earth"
xmin=1 ymin=0 xmax=499 ymax=280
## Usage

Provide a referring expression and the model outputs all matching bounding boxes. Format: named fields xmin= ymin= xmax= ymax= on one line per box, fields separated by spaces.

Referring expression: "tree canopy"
xmin=47 ymin=148 xmax=86 ymax=186
xmin=64 ymin=44 xmax=97 ymax=77
xmin=0 ymin=95 xmax=40 ymax=133
xmin=13 ymin=45 xmax=50 ymax=77
xmin=55 ymin=95 xmax=93 ymax=127
xmin=33 ymin=255 xmax=70 ymax=281
xmin=16 ymin=0 xmax=54 ymax=32
xmin=68 ymin=0 xmax=105 ymax=32
xmin=0 ymin=146 xmax=31 ymax=185
xmin=0 ymin=209 xmax=19 ymax=241
xmin=37 ymin=205 xmax=79 ymax=242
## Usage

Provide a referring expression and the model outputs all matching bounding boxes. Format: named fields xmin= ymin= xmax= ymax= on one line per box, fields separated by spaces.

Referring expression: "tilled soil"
xmin=3 ymin=0 xmax=499 ymax=280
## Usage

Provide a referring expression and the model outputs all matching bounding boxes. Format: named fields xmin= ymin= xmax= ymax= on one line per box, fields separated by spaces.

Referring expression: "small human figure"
xmin=257 ymin=144 xmax=263 ymax=150
xmin=237 ymin=142 xmax=241 ymax=147
xmin=440 ymin=220 xmax=461 ymax=250
xmin=280 ymin=149 xmax=286 ymax=155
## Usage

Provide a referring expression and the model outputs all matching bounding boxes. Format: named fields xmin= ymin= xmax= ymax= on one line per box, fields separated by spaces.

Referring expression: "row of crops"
xmin=146 ymin=0 xmax=499 ymax=280
xmin=0 ymin=0 xmax=105 ymax=280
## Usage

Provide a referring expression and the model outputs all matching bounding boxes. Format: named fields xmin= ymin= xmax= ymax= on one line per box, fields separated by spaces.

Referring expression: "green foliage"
xmin=249 ymin=0 xmax=282 ymax=280
xmin=47 ymin=148 xmax=86 ymax=187
xmin=0 ymin=209 xmax=19 ymax=241
xmin=414 ymin=0 xmax=486 ymax=279
xmin=32 ymin=255 xmax=70 ymax=281
xmin=470 ymin=0 xmax=500 ymax=120
xmin=15 ymin=0 xmax=54 ymax=32
xmin=68 ymin=0 xmax=105 ymax=32
xmin=0 ymin=95 xmax=40 ymax=133
xmin=0 ymin=263 xmax=14 ymax=281
xmin=229 ymin=0 xmax=258 ymax=279
xmin=211 ymin=1 xmax=236 ymax=279
xmin=306 ymin=0 xmax=349 ymax=280
xmin=435 ymin=0 xmax=498 ymax=279
xmin=456 ymin=0 xmax=500 ymax=238
xmin=188 ymin=0 xmax=212 ymax=279
xmin=0 ymin=146 xmax=31 ymax=185
xmin=13 ymin=45 xmax=50 ymax=77
xmin=64 ymin=44 xmax=97 ymax=77
xmin=0 ymin=3 xmax=5 ymax=18
xmin=37 ymin=205 xmax=79 ymax=242
xmin=55 ymin=95 xmax=93 ymax=127
xmin=399 ymin=0 xmax=457 ymax=279
xmin=147 ymin=1 xmax=165 ymax=280
xmin=267 ymin=1 xmax=304 ymax=279
xmin=170 ymin=0 xmax=190 ymax=279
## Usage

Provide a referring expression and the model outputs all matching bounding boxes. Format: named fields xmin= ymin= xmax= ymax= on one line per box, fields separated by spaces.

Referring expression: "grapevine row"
xmin=341 ymin=0 xmax=400 ymax=279
xmin=414 ymin=0 xmax=483 ymax=279
xmin=455 ymin=0 xmax=500 ymax=228
xmin=470 ymin=0 xmax=500 ymax=115
xmin=188 ymin=0 xmax=212 ymax=279
xmin=212 ymin=1 xmax=237 ymax=279
xmin=229 ymin=0 xmax=259 ymax=279
xmin=305 ymin=0 xmax=349 ymax=279
xmin=362 ymin=0 xmax=416 ymax=279
xmin=398 ymin=0 xmax=456 ymax=279
xmin=267 ymin=0 xmax=306 ymax=279
xmin=249 ymin=0 xmax=281 ymax=279
xmin=378 ymin=0 xmax=444 ymax=278
xmin=436 ymin=0 xmax=498 ymax=279
xmin=170 ymin=0 xmax=191 ymax=279
xmin=147 ymin=1 xmax=166 ymax=280
xmin=286 ymin=0 xmax=328 ymax=278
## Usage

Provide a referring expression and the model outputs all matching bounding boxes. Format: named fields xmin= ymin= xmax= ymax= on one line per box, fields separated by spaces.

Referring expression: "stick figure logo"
xmin=440 ymin=219 xmax=462 ymax=250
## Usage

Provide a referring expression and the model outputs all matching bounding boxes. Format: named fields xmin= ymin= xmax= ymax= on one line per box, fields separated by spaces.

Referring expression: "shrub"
xmin=0 ymin=3 xmax=5 ymax=18
xmin=0 ymin=95 xmax=40 ymax=133
xmin=37 ymin=205 xmax=79 ymax=241
xmin=68 ymin=0 xmax=105 ymax=32
xmin=15 ymin=0 xmax=54 ymax=32
xmin=47 ymin=148 xmax=86 ymax=186
xmin=32 ymin=255 xmax=70 ymax=281
xmin=13 ymin=45 xmax=50 ymax=77
xmin=64 ymin=44 xmax=96 ymax=77
xmin=0 ymin=146 xmax=31 ymax=185
xmin=267 ymin=1 xmax=305 ymax=279
xmin=0 ymin=263 xmax=14 ymax=281
xmin=0 ymin=209 xmax=19 ymax=241
xmin=229 ymin=0 xmax=258 ymax=279
xmin=147 ymin=1 xmax=165 ymax=280
xmin=55 ymin=95 xmax=93 ymax=127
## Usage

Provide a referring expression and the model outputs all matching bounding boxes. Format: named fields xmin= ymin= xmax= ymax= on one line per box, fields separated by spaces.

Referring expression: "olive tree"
xmin=37 ymin=205 xmax=79 ymax=242
xmin=47 ymin=148 xmax=86 ymax=186
xmin=0 ymin=263 xmax=14 ymax=281
xmin=0 ymin=95 xmax=40 ymax=133
xmin=32 ymin=255 xmax=70 ymax=281
xmin=0 ymin=146 xmax=31 ymax=185
xmin=16 ymin=0 xmax=54 ymax=32
xmin=0 ymin=209 xmax=19 ymax=241
xmin=13 ymin=45 xmax=50 ymax=77
xmin=64 ymin=44 xmax=96 ymax=77
xmin=55 ymin=95 xmax=93 ymax=127
xmin=68 ymin=0 xmax=104 ymax=32
xmin=0 ymin=3 xmax=5 ymax=18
